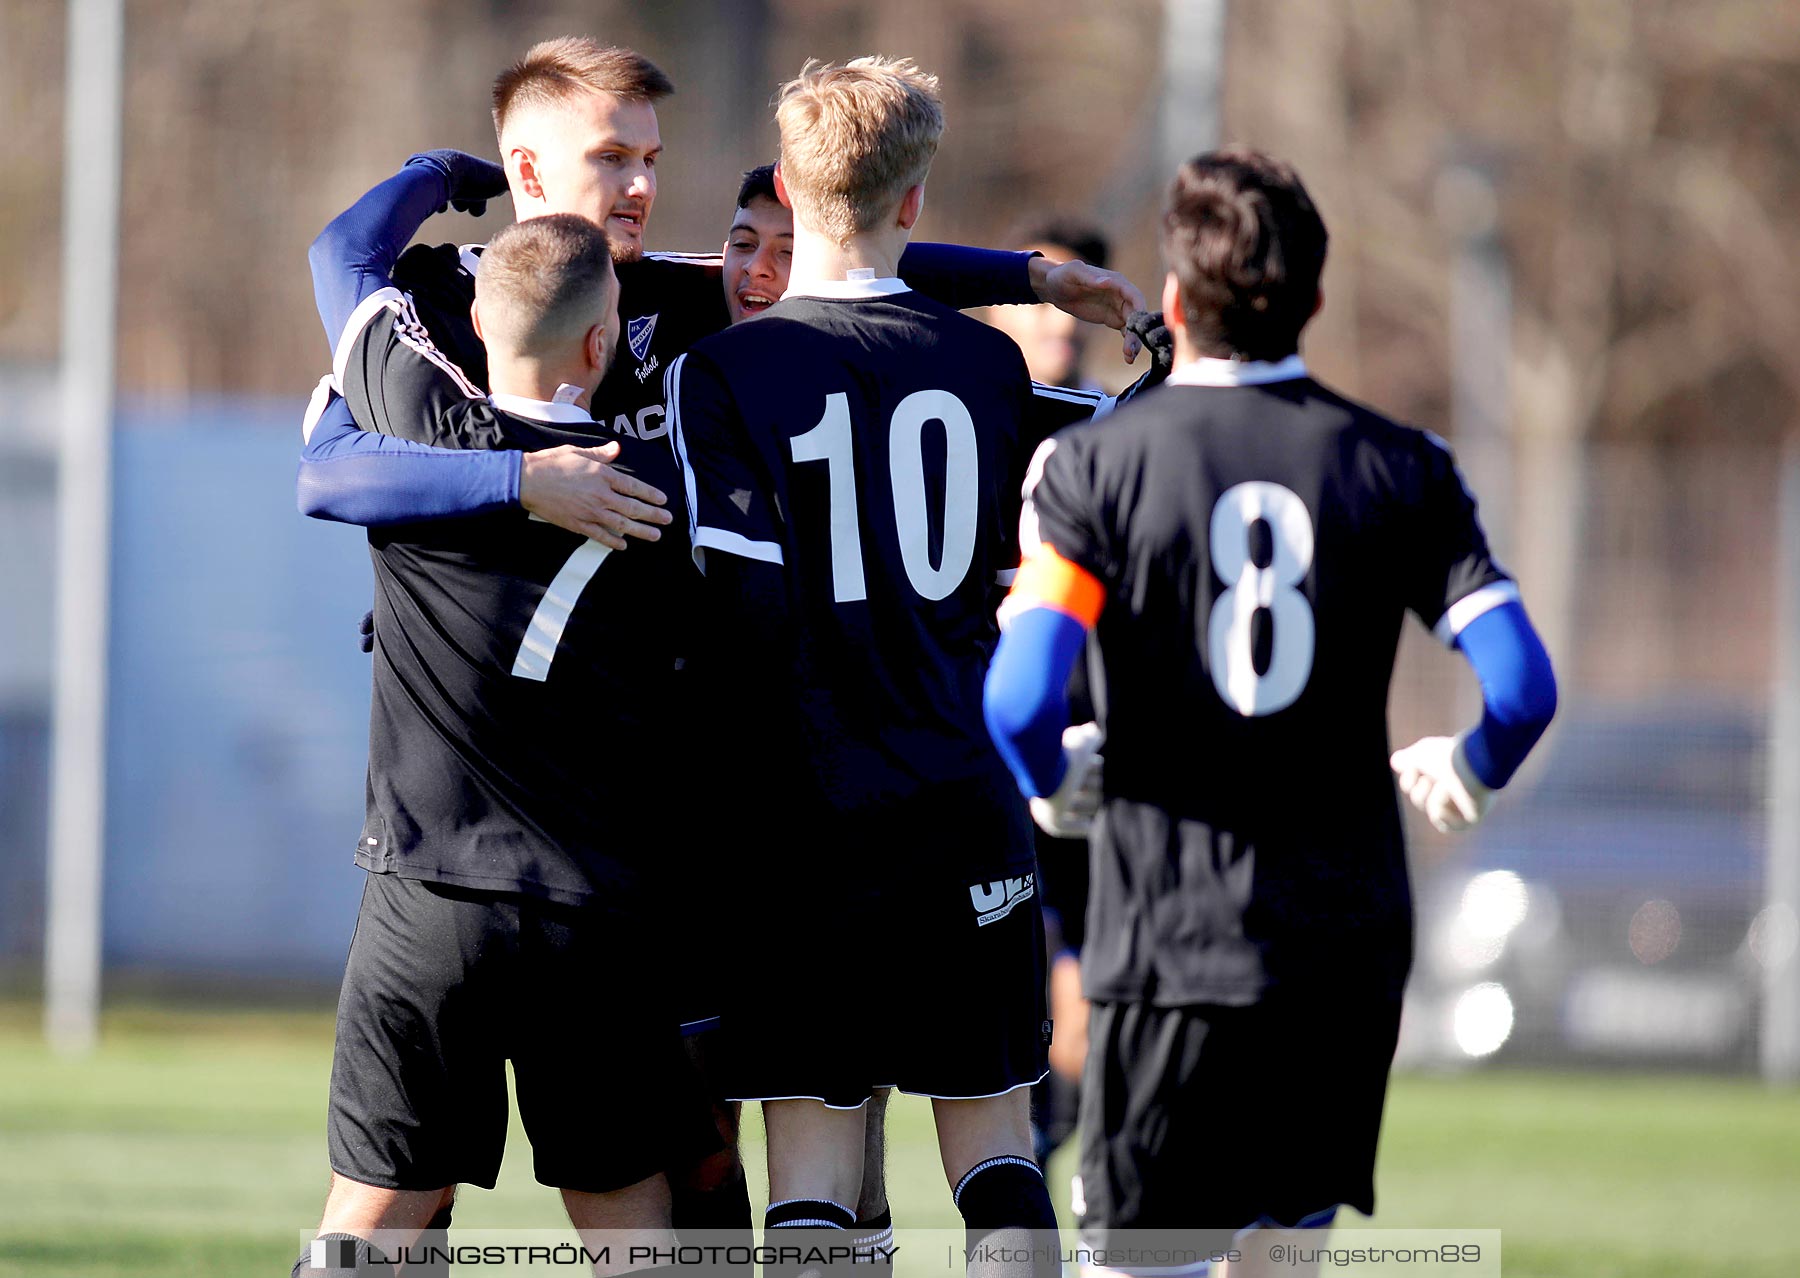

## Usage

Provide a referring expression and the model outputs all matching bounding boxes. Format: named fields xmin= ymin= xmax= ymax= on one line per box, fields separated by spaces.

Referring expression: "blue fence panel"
xmin=103 ymin=399 xmax=372 ymax=982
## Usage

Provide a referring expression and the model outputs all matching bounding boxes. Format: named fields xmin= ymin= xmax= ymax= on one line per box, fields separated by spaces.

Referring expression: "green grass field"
xmin=1 ymin=1001 xmax=1796 ymax=1277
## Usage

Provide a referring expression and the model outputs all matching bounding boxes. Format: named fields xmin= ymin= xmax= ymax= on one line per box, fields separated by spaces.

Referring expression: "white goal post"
xmin=45 ymin=0 xmax=124 ymax=1056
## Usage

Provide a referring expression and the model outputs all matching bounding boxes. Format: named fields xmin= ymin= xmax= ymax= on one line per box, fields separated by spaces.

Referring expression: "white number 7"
xmin=510 ymin=535 xmax=612 ymax=681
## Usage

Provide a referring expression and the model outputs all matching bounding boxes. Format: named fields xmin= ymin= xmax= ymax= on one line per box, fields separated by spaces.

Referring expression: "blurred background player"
xmin=984 ymin=218 xmax=1113 ymax=393
xmin=984 ymin=148 xmax=1557 ymax=1276
xmin=670 ymin=57 xmax=1060 ymax=1278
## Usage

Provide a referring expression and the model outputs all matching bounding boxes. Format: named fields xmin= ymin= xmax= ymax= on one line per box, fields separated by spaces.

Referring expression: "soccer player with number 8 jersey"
xmin=985 ymin=149 xmax=1558 ymax=1269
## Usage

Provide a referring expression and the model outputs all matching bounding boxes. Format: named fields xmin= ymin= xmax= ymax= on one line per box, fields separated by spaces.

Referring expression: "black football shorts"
xmin=1077 ymin=992 xmax=1403 ymax=1246
xmin=327 ymin=871 xmax=716 ymax=1193
xmin=719 ymin=821 xmax=1049 ymax=1108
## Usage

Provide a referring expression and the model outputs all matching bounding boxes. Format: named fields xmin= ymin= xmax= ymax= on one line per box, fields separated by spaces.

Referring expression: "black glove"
xmin=358 ymin=609 xmax=374 ymax=655
xmin=1124 ymin=310 xmax=1174 ymax=378
xmin=404 ymin=149 xmax=509 ymax=217
xmin=1114 ymin=311 xmax=1175 ymax=406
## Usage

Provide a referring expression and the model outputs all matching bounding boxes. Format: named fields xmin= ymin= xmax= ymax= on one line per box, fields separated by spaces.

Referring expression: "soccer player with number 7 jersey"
xmin=985 ymin=149 xmax=1558 ymax=1266
xmin=297 ymin=207 xmax=718 ymax=1272
xmin=669 ymin=57 xmax=1060 ymax=1274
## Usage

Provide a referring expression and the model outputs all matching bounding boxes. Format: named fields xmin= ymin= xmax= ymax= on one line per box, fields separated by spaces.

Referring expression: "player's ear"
xmin=1160 ymin=272 xmax=1185 ymax=338
xmin=584 ymin=322 xmax=607 ymax=371
xmin=772 ymin=164 xmax=793 ymax=210
xmin=508 ymin=145 xmax=544 ymax=204
xmin=1311 ymin=287 xmax=1325 ymax=319
xmin=897 ymin=182 xmax=925 ymax=231
xmin=470 ymin=299 xmax=486 ymax=343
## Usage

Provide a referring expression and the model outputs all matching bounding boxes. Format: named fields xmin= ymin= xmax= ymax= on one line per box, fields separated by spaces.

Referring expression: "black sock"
xmin=292 ymin=1233 xmax=377 ymax=1277
xmin=402 ymin=1200 xmax=455 ymax=1276
xmin=848 ymin=1205 xmax=894 ymax=1269
xmin=672 ymin=1160 xmax=755 ymax=1245
xmin=764 ymin=1199 xmax=856 ymax=1278
xmin=954 ymin=1157 xmax=1059 ymax=1278
xmin=672 ymin=1161 xmax=755 ymax=1275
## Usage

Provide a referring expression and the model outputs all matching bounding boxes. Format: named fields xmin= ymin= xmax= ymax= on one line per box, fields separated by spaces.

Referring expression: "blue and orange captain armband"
xmin=1006 ymin=544 xmax=1106 ymax=628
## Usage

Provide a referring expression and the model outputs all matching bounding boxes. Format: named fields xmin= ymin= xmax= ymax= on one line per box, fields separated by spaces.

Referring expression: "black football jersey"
xmin=1026 ymin=359 xmax=1513 ymax=1003
xmin=669 ymin=280 xmax=1036 ymax=857
xmin=390 ymin=243 xmax=728 ymax=448
xmin=335 ymin=284 xmax=697 ymax=903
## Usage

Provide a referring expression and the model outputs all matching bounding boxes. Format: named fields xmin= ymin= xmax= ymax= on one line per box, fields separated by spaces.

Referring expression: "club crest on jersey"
xmin=969 ymin=875 xmax=1035 ymax=927
xmin=627 ymin=313 xmax=659 ymax=363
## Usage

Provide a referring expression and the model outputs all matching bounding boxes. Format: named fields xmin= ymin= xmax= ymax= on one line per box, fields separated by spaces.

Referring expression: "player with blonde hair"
xmin=671 ymin=58 xmax=1061 ymax=1278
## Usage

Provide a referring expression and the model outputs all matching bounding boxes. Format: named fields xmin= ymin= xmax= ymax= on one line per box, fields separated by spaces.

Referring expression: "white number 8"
xmin=1207 ymin=482 xmax=1315 ymax=716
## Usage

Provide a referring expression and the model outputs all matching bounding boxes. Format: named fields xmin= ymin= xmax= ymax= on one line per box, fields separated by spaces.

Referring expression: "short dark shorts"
xmin=718 ymin=846 xmax=1049 ymax=1109
xmin=327 ymin=871 xmax=717 ymax=1193
xmin=1077 ymin=992 xmax=1403 ymax=1244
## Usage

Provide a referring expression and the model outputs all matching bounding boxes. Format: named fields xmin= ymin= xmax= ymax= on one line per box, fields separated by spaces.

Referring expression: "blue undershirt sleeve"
xmin=299 ymin=160 xmax=523 ymax=526
xmin=298 ymin=391 xmax=519 ymax=525
xmin=308 ymin=162 xmax=451 ymax=349
xmin=1454 ymin=600 xmax=1558 ymax=789
xmin=897 ymin=243 xmax=1040 ymax=310
xmin=983 ymin=607 xmax=1091 ymax=798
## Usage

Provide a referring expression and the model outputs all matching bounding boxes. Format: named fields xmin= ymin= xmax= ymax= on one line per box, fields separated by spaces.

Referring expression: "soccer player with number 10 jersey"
xmin=670 ymin=56 xmax=1061 ymax=1278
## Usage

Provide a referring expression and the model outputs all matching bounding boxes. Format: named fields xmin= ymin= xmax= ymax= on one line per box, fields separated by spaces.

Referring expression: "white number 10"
xmin=790 ymin=390 xmax=980 ymax=603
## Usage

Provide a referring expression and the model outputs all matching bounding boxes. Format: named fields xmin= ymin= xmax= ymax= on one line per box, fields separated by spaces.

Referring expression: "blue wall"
xmin=100 ymin=400 xmax=373 ymax=982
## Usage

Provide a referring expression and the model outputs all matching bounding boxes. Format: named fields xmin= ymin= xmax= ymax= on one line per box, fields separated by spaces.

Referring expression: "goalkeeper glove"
xmin=1030 ymin=722 xmax=1105 ymax=838
xmin=1390 ymin=731 xmax=1494 ymax=833
xmin=404 ymin=149 xmax=509 ymax=216
xmin=1114 ymin=312 xmax=1175 ymax=405
xmin=1124 ymin=311 xmax=1174 ymax=377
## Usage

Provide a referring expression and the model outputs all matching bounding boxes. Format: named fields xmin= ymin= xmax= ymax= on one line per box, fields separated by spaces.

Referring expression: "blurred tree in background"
xmin=1 ymin=0 xmax=1794 ymax=691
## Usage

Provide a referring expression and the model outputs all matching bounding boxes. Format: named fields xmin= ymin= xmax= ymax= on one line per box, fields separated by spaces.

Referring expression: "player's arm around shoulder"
xmin=296 ymin=151 xmax=540 ymax=525
xmin=296 ymin=380 xmax=519 ymax=525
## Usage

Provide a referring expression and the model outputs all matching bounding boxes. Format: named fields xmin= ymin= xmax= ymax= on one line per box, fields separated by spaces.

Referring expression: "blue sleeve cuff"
xmin=984 ymin=606 xmax=1090 ymax=797
xmin=1455 ymin=600 xmax=1558 ymax=788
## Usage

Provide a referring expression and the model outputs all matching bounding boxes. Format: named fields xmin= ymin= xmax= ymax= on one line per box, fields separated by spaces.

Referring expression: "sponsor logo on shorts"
xmin=969 ymin=874 xmax=1035 ymax=927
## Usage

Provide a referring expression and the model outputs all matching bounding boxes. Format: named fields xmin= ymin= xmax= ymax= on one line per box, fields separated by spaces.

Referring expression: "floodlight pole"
xmin=1765 ymin=441 xmax=1800 ymax=1085
xmin=45 ymin=0 xmax=124 ymax=1055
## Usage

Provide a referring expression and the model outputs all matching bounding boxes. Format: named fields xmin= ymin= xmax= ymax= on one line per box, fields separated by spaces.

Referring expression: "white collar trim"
xmin=488 ymin=392 xmax=592 ymax=424
xmin=782 ymin=275 xmax=911 ymax=301
xmin=1166 ymin=354 xmax=1309 ymax=388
